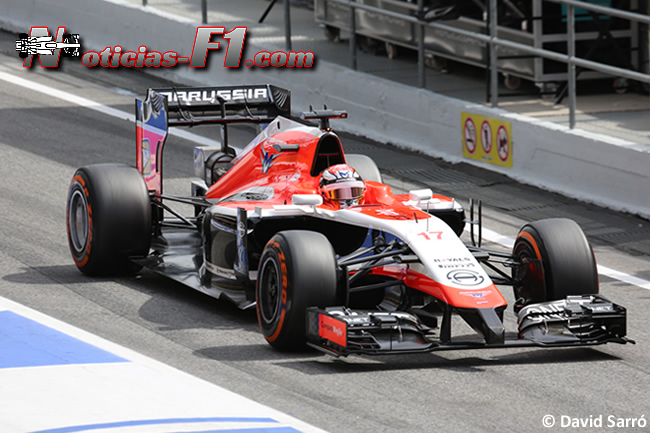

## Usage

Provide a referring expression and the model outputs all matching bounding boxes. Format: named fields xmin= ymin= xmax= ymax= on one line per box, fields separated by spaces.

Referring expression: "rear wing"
xmin=152 ymin=84 xmax=291 ymax=126
xmin=135 ymin=85 xmax=291 ymax=195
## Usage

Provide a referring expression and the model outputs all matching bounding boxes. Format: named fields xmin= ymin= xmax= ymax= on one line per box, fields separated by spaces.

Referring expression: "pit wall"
xmin=3 ymin=0 xmax=648 ymax=218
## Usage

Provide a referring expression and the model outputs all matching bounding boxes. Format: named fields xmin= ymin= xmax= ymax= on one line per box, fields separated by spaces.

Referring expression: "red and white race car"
xmin=66 ymin=85 xmax=631 ymax=355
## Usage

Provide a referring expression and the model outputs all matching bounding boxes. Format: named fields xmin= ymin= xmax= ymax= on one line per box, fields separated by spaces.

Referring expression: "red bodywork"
xmin=205 ymin=125 xmax=506 ymax=311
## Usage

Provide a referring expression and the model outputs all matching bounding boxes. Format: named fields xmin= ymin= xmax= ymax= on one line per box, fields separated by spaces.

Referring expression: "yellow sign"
xmin=461 ymin=112 xmax=512 ymax=167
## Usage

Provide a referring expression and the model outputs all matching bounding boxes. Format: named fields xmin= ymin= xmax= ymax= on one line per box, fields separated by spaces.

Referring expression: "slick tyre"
xmin=256 ymin=230 xmax=338 ymax=350
xmin=66 ymin=164 xmax=151 ymax=276
xmin=512 ymin=218 xmax=598 ymax=308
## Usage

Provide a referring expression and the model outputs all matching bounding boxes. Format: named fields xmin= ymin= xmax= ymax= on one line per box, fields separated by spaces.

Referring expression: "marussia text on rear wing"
xmin=151 ymin=84 xmax=291 ymax=126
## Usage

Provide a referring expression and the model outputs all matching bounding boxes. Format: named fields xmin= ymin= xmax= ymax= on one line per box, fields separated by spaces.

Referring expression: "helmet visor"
xmin=321 ymin=180 xmax=365 ymax=201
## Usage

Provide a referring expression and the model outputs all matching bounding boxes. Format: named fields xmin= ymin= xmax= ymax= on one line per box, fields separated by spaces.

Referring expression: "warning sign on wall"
xmin=461 ymin=112 xmax=512 ymax=167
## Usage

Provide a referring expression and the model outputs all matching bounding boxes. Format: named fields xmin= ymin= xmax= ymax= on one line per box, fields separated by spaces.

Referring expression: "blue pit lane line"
xmin=28 ymin=418 xmax=299 ymax=433
xmin=0 ymin=310 xmax=126 ymax=368
xmin=0 ymin=307 xmax=312 ymax=433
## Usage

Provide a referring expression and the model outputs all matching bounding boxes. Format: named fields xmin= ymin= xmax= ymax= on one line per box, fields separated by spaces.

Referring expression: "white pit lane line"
xmin=1 ymin=69 xmax=648 ymax=291
xmin=0 ymin=71 xmax=224 ymax=149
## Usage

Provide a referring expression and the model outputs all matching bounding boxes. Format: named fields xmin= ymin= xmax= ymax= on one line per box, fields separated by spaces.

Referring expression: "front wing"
xmin=306 ymin=295 xmax=632 ymax=356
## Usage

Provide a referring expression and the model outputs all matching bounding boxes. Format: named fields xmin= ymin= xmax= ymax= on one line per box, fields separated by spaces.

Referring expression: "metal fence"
xmin=142 ymin=0 xmax=649 ymax=129
xmin=317 ymin=0 xmax=650 ymax=128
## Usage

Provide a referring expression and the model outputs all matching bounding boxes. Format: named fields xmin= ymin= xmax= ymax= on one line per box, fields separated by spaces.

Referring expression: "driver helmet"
xmin=320 ymin=164 xmax=365 ymax=208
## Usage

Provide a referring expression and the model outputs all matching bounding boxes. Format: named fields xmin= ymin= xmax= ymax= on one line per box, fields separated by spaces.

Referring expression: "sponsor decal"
xmin=375 ymin=208 xmax=412 ymax=220
xmin=319 ymin=314 xmax=347 ymax=347
xmin=344 ymin=316 xmax=372 ymax=325
xmin=205 ymin=261 xmax=236 ymax=279
xmin=237 ymin=220 xmax=246 ymax=239
xmin=220 ymin=186 xmax=275 ymax=203
xmin=589 ymin=305 xmax=614 ymax=313
xmin=141 ymin=138 xmax=152 ymax=176
xmin=434 ymin=257 xmax=474 ymax=269
xmin=210 ymin=218 xmax=237 ymax=234
xmin=260 ymin=148 xmax=281 ymax=174
xmin=136 ymin=89 xmax=167 ymax=195
xmin=433 ymin=257 xmax=472 ymax=263
xmin=433 ymin=257 xmax=472 ymax=262
xmin=459 ymin=290 xmax=493 ymax=298
xmin=157 ymin=88 xmax=268 ymax=104
xmin=447 ymin=269 xmax=484 ymax=286
xmin=438 ymin=263 xmax=475 ymax=269
xmin=234 ymin=209 xmax=248 ymax=276
xmin=520 ymin=301 xmax=568 ymax=321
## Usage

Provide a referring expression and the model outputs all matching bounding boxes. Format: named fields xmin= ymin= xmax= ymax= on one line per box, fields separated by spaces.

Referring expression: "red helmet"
xmin=320 ymin=164 xmax=365 ymax=207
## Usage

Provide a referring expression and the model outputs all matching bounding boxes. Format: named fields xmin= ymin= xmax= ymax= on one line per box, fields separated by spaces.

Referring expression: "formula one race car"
xmin=66 ymin=85 xmax=632 ymax=355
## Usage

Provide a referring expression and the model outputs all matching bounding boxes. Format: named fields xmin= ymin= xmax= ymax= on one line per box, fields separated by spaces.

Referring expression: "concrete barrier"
xmin=2 ymin=0 xmax=648 ymax=218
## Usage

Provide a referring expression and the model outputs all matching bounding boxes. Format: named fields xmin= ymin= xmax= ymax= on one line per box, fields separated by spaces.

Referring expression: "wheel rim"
xmin=513 ymin=236 xmax=546 ymax=308
xmin=513 ymin=241 xmax=536 ymax=286
xmin=258 ymin=256 xmax=282 ymax=326
xmin=69 ymin=189 xmax=89 ymax=254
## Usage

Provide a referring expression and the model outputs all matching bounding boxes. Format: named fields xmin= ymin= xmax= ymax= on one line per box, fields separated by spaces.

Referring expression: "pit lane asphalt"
xmin=1 ymin=46 xmax=649 ymax=432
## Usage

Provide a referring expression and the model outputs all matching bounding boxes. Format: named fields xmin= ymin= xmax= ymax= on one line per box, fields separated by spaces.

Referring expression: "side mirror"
xmin=409 ymin=188 xmax=433 ymax=202
xmin=292 ymin=194 xmax=323 ymax=206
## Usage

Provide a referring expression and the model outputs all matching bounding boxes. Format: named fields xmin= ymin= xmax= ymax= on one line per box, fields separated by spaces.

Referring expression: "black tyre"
xmin=345 ymin=154 xmax=382 ymax=183
xmin=324 ymin=25 xmax=340 ymax=42
xmin=512 ymin=218 xmax=598 ymax=309
xmin=504 ymin=74 xmax=521 ymax=90
xmin=66 ymin=164 xmax=151 ymax=276
xmin=256 ymin=230 xmax=338 ymax=350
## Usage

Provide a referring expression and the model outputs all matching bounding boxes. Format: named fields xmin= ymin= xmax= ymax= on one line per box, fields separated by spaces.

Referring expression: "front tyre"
xmin=256 ymin=231 xmax=338 ymax=350
xmin=66 ymin=164 xmax=151 ymax=276
xmin=512 ymin=218 xmax=598 ymax=310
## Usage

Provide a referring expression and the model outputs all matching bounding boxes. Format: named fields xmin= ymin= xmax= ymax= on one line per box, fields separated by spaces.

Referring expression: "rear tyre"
xmin=512 ymin=218 xmax=598 ymax=310
xmin=66 ymin=164 xmax=152 ymax=276
xmin=256 ymin=230 xmax=338 ymax=350
xmin=324 ymin=25 xmax=340 ymax=42
xmin=345 ymin=154 xmax=382 ymax=183
xmin=504 ymin=74 xmax=521 ymax=90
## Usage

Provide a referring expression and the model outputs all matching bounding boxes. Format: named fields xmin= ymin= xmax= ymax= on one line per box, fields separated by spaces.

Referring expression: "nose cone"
xmin=458 ymin=307 xmax=506 ymax=345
